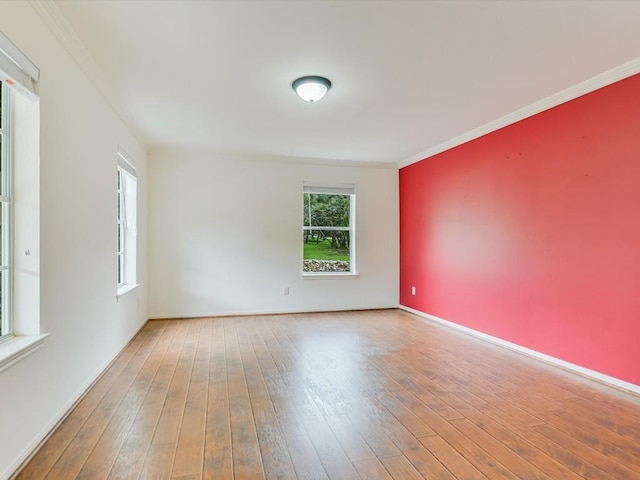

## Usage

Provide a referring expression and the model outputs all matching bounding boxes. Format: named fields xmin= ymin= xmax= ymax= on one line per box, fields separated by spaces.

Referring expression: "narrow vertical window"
xmin=302 ymin=183 xmax=356 ymax=275
xmin=0 ymin=81 xmax=11 ymax=338
xmin=117 ymin=150 xmax=137 ymax=294
xmin=116 ymin=168 xmax=124 ymax=287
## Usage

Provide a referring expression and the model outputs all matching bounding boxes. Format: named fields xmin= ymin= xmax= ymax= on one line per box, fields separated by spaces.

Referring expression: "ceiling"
xmin=53 ymin=0 xmax=640 ymax=164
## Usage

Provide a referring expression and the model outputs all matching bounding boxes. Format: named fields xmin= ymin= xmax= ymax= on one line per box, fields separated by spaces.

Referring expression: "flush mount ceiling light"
xmin=292 ymin=75 xmax=332 ymax=102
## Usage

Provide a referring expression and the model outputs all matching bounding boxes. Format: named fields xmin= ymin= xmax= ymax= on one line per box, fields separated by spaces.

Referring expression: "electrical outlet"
xmin=411 ymin=286 xmax=416 ymax=296
xmin=283 ymin=286 xmax=290 ymax=296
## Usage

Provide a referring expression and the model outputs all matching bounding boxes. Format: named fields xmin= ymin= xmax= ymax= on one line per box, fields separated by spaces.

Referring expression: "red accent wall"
xmin=400 ymin=73 xmax=640 ymax=386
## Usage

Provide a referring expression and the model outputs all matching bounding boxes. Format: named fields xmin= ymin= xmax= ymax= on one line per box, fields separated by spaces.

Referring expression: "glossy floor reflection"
xmin=17 ymin=309 xmax=640 ymax=479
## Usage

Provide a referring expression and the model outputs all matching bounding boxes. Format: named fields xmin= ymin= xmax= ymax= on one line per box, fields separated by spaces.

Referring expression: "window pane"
xmin=1 ymin=83 xmax=6 ymax=198
xmin=0 ymin=202 xmax=3 ymax=266
xmin=117 ymin=161 xmax=137 ymax=288
xmin=0 ymin=133 xmax=3 ymax=190
xmin=0 ymin=268 xmax=3 ymax=336
xmin=302 ymin=229 xmax=351 ymax=272
xmin=303 ymin=193 xmax=350 ymax=227
xmin=0 ymin=201 xmax=8 ymax=268
xmin=0 ymin=269 xmax=8 ymax=337
xmin=0 ymin=82 xmax=8 ymax=337
xmin=117 ymin=223 xmax=123 ymax=253
xmin=117 ymin=253 xmax=123 ymax=285
xmin=303 ymin=193 xmax=310 ymax=226
xmin=302 ymin=192 xmax=352 ymax=272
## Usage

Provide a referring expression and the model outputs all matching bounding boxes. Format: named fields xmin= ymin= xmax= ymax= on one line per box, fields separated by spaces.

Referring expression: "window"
xmin=117 ymin=150 xmax=137 ymax=294
xmin=302 ymin=182 xmax=356 ymax=275
xmin=0 ymin=81 xmax=11 ymax=339
xmin=0 ymin=32 xmax=45 ymax=371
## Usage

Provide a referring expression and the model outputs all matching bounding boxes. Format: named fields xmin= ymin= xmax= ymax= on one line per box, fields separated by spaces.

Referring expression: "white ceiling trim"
xmin=263 ymin=155 xmax=398 ymax=170
xmin=399 ymin=56 xmax=640 ymax=169
xmin=29 ymin=0 xmax=148 ymax=150
xmin=151 ymin=147 xmax=398 ymax=170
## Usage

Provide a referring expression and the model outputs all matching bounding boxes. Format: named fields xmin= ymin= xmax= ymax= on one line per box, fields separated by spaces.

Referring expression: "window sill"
xmin=0 ymin=333 xmax=49 ymax=374
xmin=301 ymin=272 xmax=359 ymax=280
xmin=117 ymin=283 xmax=139 ymax=299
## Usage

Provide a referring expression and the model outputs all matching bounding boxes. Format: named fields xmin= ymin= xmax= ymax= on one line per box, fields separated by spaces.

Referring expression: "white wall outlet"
xmin=283 ymin=286 xmax=290 ymax=296
xmin=411 ymin=286 xmax=416 ymax=296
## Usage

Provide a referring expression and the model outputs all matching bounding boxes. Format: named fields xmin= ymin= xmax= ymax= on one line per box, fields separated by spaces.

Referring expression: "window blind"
xmin=303 ymin=182 xmax=355 ymax=195
xmin=118 ymin=148 xmax=137 ymax=232
xmin=0 ymin=31 xmax=39 ymax=99
xmin=117 ymin=147 xmax=137 ymax=176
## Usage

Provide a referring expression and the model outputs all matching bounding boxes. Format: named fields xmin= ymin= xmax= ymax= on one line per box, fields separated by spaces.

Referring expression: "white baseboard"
xmin=148 ymin=305 xmax=397 ymax=320
xmin=399 ymin=305 xmax=640 ymax=396
xmin=4 ymin=316 xmax=148 ymax=480
xmin=3 ymin=356 xmax=115 ymax=480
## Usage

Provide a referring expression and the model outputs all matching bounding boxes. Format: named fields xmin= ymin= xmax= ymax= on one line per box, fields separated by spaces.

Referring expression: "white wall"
xmin=0 ymin=3 xmax=148 ymax=478
xmin=149 ymin=148 xmax=398 ymax=317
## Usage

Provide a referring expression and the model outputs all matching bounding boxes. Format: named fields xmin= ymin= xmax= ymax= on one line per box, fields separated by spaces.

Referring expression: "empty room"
xmin=1 ymin=1 xmax=640 ymax=479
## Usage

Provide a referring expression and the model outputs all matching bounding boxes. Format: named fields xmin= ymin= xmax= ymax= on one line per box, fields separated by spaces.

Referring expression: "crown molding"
xmin=399 ymin=57 xmax=640 ymax=168
xmin=28 ymin=0 xmax=149 ymax=150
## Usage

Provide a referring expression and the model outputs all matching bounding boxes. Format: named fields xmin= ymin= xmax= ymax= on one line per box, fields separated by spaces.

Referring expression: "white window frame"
xmin=0 ymin=81 xmax=12 ymax=341
xmin=302 ymin=182 xmax=357 ymax=278
xmin=117 ymin=167 xmax=124 ymax=286
xmin=0 ymin=32 xmax=47 ymax=373
xmin=117 ymin=149 xmax=138 ymax=297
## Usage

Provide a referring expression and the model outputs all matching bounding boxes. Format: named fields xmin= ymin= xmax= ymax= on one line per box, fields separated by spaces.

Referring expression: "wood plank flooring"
xmin=16 ymin=309 xmax=640 ymax=479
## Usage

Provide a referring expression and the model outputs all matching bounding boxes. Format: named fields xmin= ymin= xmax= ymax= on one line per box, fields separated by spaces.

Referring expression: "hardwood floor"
xmin=16 ymin=309 xmax=640 ymax=479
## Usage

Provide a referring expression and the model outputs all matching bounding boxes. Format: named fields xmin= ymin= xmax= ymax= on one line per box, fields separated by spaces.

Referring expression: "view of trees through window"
xmin=303 ymin=192 xmax=352 ymax=273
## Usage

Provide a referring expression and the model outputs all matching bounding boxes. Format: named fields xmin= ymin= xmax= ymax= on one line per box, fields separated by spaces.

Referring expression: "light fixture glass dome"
xmin=292 ymin=76 xmax=332 ymax=102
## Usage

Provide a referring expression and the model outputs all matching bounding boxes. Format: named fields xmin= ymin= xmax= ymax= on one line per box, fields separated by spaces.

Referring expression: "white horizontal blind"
xmin=0 ymin=31 xmax=39 ymax=99
xmin=303 ymin=182 xmax=355 ymax=196
xmin=117 ymin=148 xmax=137 ymax=232
xmin=117 ymin=147 xmax=137 ymax=176
xmin=302 ymin=226 xmax=349 ymax=231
